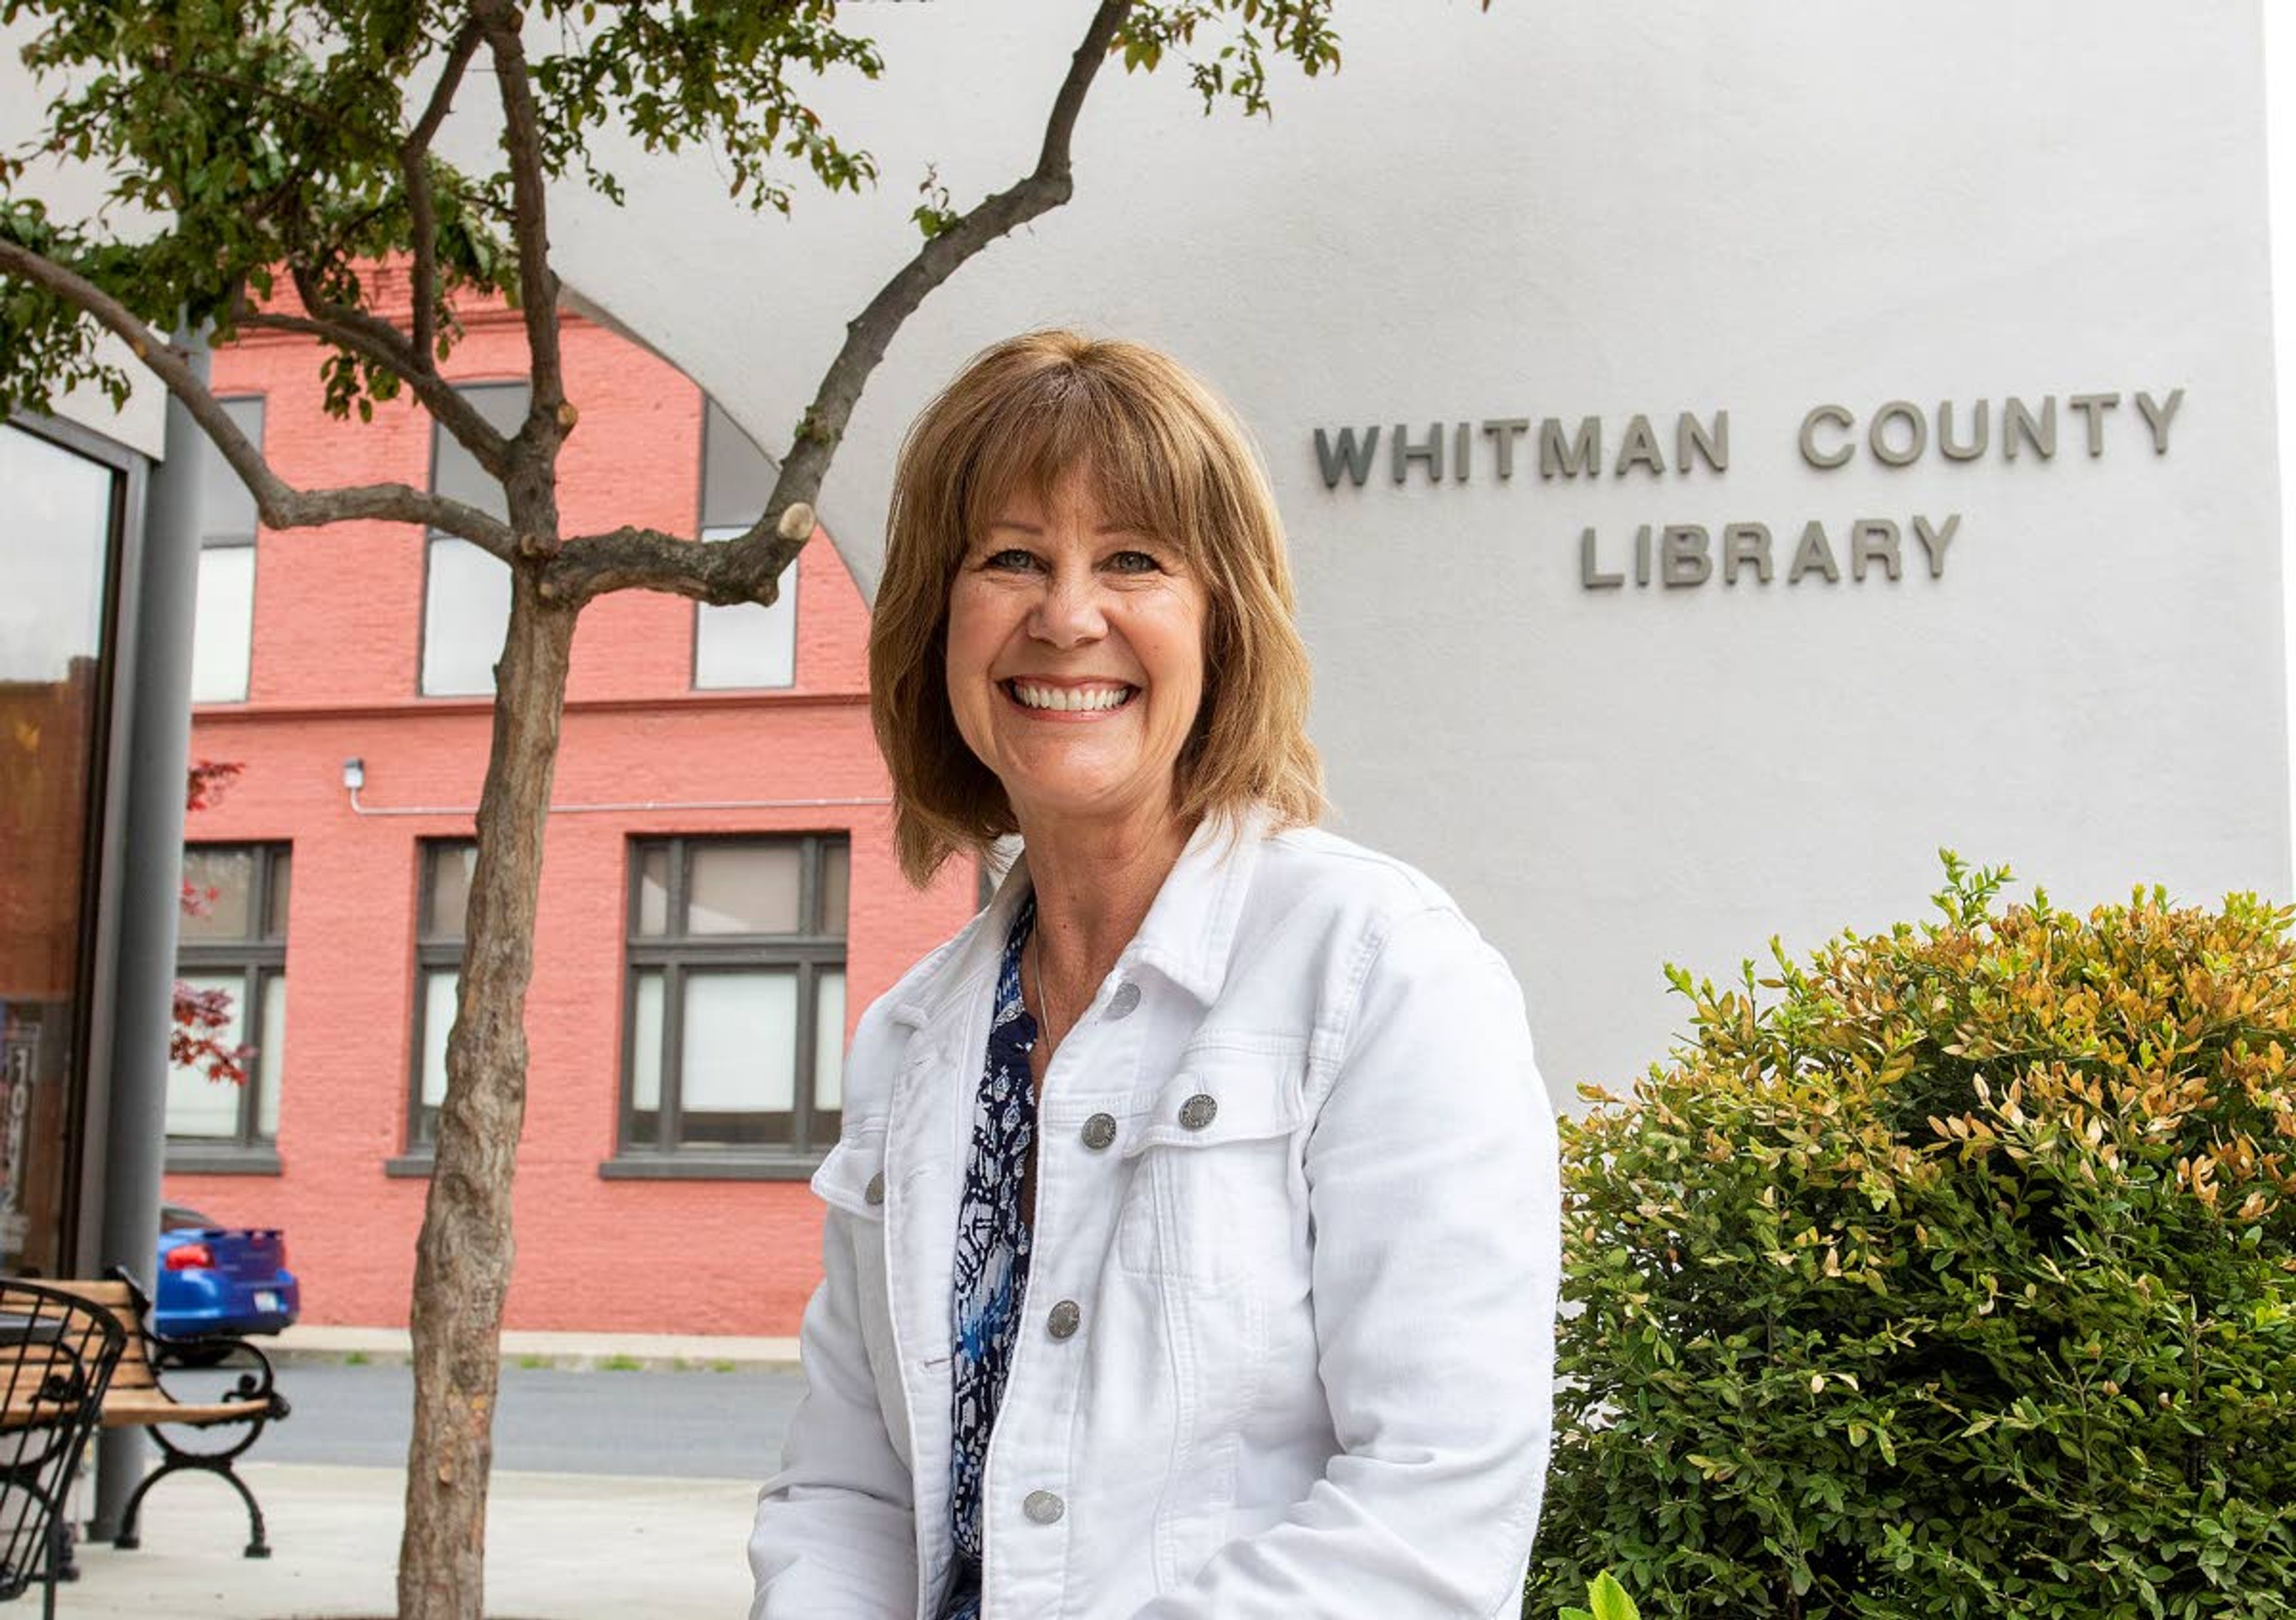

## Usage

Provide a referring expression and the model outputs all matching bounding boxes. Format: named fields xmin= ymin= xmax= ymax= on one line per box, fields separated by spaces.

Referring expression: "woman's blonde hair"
xmin=870 ymin=329 xmax=1324 ymax=888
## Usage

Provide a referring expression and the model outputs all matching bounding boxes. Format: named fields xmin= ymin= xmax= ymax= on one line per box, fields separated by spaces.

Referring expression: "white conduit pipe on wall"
xmin=340 ymin=759 xmax=892 ymax=818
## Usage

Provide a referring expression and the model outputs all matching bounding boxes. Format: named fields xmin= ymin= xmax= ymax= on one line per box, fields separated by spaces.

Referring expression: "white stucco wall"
xmin=2270 ymin=4 xmax=2296 ymax=890
xmin=552 ymin=0 xmax=2287 ymax=1102
xmin=6 ymin=3 xmax=2282 ymax=1102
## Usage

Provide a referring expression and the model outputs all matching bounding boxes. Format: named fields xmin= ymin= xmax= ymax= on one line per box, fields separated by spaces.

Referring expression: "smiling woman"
xmin=867 ymin=331 xmax=1321 ymax=887
xmin=750 ymin=332 xmax=1561 ymax=1620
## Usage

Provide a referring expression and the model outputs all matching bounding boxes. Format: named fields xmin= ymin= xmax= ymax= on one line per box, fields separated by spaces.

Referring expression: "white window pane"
xmin=701 ymin=402 xmax=775 ymax=530
xmin=179 ymin=847 xmax=256 ymax=941
xmin=636 ymin=847 xmax=669 ymax=937
xmin=630 ymin=971 xmax=665 ymax=1111
xmin=421 ymin=969 xmax=458 ymax=1108
xmin=255 ymin=973 xmax=285 ymax=1139
xmin=686 ymin=843 xmax=802 ymax=935
xmin=166 ymin=972 xmax=245 ymax=1138
xmin=199 ymin=398 xmax=264 ymax=539
xmin=681 ymin=971 xmax=795 ymax=1112
xmin=0 ymin=424 xmax=112 ymax=684
xmin=265 ymin=849 xmax=292 ymax=938
xmin=813 ymin=970 xmax=845 ymax=1114
xmin=190 ymin=545 xmax=254 ymax=702
xmin=694 ymin=527 xmax=796 ymax=689
xmin=423 ymin=842 xmax=477 ymax=939
xmin=422 ymin=537 xmax=510 ymax=695
xmin=432 ymin=385 xmax=527 ymax=521
xmin=820 ymin=842 xmax=849 ymax=934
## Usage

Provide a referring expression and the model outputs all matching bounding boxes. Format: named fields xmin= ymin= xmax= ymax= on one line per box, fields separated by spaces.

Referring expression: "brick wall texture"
xmin=175 ymin=298 xmax=975 ymax=1334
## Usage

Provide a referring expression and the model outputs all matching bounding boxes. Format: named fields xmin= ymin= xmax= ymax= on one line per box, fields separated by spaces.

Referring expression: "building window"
xmin=692 ymin=400 xmax=798 ymax=690
xmin=189 ymin=397 xmax=264 ymax=704
xmin=421 ymin=384 xmax=526 ymax=696
xmin=407 ymin=839 xmax=476 ymax=1153
xmin=610 ymin=835 xmax=848 ymax=1175
xmin=167 ymin=843 xmax=289 ymax=1168
xmin=0 ymin=418 xmax=129 ymax=1271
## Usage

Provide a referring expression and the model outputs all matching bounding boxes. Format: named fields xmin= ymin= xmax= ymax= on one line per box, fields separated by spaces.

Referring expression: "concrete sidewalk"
xmin=269 ymin=1323 xmax=801 ymax=1373
xmin=63 ymin=1462 xmax=758 ymax=1618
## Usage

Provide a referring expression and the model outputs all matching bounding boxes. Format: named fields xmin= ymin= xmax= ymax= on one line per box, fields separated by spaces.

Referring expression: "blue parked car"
xmin=155 ymin=1202 xmax=300 ymax=1349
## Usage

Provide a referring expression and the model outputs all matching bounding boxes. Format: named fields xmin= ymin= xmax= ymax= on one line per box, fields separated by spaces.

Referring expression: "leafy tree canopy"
xmin=0 ymin=0 xmax=1345 ymax=429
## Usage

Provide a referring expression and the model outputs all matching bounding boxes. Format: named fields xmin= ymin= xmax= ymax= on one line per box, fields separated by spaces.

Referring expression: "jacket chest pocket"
xmin=1113 ymin=1044 xmax=1308 ymax=1289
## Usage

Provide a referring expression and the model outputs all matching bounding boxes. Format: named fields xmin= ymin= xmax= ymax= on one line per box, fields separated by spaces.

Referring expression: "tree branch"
xmin=0 ymin=239 xmax=520 ymax=557
xmin=405 ymin=19 xmax=485 ymax=374
xmin=539 ymin=503 xmax=816 ymax=607
xmin=768 ymin=0 xmax=1131 ymax=519
xmin=276 ymin=261 xmax=511 ymax=475
xmin=475 ymin=0 xmax=564 ymax=427
xmin=542 ymin=0 xmax=1132 ymax=607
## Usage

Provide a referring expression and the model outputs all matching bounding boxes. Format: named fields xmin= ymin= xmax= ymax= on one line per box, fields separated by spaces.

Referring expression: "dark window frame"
xmin=167 ymin=841 xmax=291 ymax=1173
xmin=605 ymin=833 xmax=848 ymax=1179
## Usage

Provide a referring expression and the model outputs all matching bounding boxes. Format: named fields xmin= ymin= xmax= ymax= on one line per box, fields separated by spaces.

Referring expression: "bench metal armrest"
xmin=148 ymin=1335 xmax=288 ymax=1419
xmin=100 ymin=1266 xmax=289 ymax=1421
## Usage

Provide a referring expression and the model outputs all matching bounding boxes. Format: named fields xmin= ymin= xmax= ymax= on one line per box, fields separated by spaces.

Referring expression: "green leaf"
xmin=1588 ymin=1571 xmax=1640 ymax=1620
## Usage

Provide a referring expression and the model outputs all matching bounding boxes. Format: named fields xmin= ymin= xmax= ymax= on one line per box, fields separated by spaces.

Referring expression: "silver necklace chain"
xmin=1030 ymin=933 xmax=1065 ymax=1056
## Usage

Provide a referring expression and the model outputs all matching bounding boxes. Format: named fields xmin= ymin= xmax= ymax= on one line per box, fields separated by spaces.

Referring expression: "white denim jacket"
xmin=749 ymin=808 xmax=1561 ymax=1619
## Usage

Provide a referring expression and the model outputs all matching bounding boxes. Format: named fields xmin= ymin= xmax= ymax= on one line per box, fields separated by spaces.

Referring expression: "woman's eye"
xmin=1106 ymin=549 xmax=1162 ymax=574
xmin=983 ymin=548 xmax=1040 ymax=571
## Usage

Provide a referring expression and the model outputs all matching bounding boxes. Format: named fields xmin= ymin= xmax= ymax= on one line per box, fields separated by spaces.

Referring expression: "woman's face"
xmin=945 ymin=468 xmax=1208 ymax=834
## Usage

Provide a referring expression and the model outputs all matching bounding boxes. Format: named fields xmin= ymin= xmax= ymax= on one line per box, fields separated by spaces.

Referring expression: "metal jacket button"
xmin=1106 ymin=981 xmax=1141 ymax=1019
xmin=865 ymin=1172 xmax=885 ymax=1206
xmin=1023 ymin=1490 xmax=1065 ymax=1525
xmin=1178 ymin=1093 xmax=1218 ymax=1130
xmin=1046 ymin=1300 xmax=1082 ymax=1340
xmin=1081 ymin=1113 xmax=1118 ymax=1151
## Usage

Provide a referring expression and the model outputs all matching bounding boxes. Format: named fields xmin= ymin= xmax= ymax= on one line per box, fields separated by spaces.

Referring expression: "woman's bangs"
xmin=958 ymin=375 xmax=1195 ymax=557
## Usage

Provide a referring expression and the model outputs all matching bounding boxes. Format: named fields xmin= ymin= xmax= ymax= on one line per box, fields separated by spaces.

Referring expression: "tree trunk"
xmin=396 ymin=562 xmax=576 ymax=1620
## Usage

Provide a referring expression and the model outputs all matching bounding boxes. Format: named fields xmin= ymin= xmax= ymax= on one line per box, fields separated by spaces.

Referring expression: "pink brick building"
xmin=167 ymin=286 xmax=973 ymax=1335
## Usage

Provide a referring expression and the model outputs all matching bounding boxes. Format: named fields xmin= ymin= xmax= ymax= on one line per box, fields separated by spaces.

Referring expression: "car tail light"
xmin=166 ymin=1242 xmax=215 ymax=1271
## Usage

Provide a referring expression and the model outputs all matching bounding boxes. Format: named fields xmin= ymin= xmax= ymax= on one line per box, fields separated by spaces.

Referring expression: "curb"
xmin=263 ymin=1328 xmax=804 ymax=1374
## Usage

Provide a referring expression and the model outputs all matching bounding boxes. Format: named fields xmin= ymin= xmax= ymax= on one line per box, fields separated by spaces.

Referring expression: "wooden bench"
xmin=0 ymin=1277 xmax=126 ymax=1618
xmin=43 ymin=1270 xmax=291 ymax=1558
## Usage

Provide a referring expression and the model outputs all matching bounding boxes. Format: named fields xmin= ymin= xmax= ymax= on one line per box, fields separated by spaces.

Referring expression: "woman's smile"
xmin=1000 ymin=677 xmax=1140 ymax=717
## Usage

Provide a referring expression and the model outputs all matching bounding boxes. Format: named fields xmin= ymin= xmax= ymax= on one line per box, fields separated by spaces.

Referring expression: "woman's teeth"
xmin=1010 ymin=681 xmax=1135 ymax=713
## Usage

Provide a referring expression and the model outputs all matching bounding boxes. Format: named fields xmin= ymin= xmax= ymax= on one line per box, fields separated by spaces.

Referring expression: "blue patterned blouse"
xmin=936 ymin=895 xmax=1040 ymax=1620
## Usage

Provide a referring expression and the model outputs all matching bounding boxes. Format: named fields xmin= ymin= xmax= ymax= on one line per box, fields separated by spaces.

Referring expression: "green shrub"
xmin=1528 ymin=857 xmax=2296 ymax=1619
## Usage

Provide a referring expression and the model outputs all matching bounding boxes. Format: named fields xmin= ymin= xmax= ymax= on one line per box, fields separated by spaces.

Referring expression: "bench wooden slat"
xmin=97 ymin=1395 xmax=270 ymax=1428
xmin=5 ymin=1386 xmax=266 ymax=1413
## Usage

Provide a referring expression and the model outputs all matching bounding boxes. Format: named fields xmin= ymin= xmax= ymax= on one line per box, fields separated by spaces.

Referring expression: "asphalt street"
xmin=158 ymin=1359 xmax=809 ymax=1479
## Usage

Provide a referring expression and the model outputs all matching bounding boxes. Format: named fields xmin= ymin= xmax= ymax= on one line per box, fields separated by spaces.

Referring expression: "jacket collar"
xmin=890 ymin=803 xmax=1271 ymax=1033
